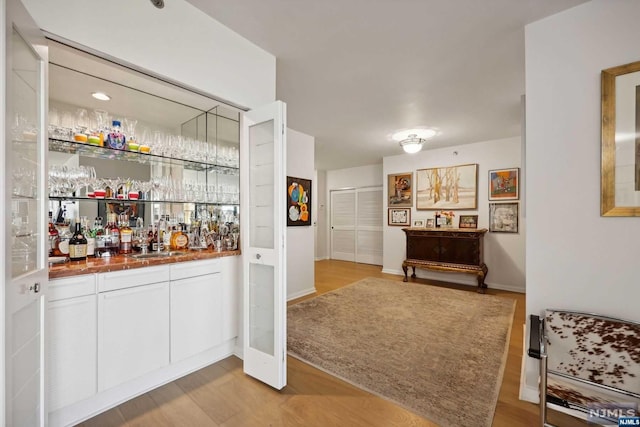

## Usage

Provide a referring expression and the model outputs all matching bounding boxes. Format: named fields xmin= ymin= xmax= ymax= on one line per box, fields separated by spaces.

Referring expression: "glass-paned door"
xmin=4 ymin=0 xmax=49 ymax=425
xmin=241 ymin=101 xmax=287 ymax=390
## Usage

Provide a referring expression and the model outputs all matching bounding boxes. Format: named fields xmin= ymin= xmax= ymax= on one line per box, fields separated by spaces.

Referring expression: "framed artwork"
xmin=287 ymin=176 xmax=312 ymax=226
xmin=388 ymin=208 xmax=411 ymax=226
xmin=601 ymin=60 xmax=640 ymax=216
xmin=489 ymin=202 xmax=518 ymax=233
xmin=459 ymin=215 xmax=479 ymax=229
xmin=388 ymin=172 xmax=413 ymax=207
xmin=416 ymin=163 xmax=478 ymax=210
xmin=489 ymin=168 xmax=519 ymax=201
xmin=426 ymin=218 xmax=435 ymax=228
xmin=412 ymin=219 xmax=425 ymax=227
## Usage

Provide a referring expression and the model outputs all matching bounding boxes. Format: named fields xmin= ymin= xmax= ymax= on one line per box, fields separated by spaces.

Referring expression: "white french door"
xmin=330 ymin=187 xmax=383 ymax=265
xmin=3 ymin=0 xmax=49 ymax=425
xmin=241 ymin=101 xmax=287 ymax=390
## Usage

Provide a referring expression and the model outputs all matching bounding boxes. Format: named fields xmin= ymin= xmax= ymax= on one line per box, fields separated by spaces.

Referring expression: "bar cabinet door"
xmin=241 ymin=100 xmax=287 ymax=390
xmin=3 ymin=0 xmax=49 ymax=425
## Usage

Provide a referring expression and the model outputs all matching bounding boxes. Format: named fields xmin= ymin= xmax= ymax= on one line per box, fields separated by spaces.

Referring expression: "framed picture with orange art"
xmin=488 ymin=168 xmax=519 ymax=201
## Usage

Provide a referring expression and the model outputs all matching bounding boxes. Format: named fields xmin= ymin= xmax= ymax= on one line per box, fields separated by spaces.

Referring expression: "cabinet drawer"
xmin=49 ymin=274 xmax=96 ymax=301
xmin=98 ymin=265 xmax=170 ymax=293
xmin=170 ymin=259 xmax=220 ymax=281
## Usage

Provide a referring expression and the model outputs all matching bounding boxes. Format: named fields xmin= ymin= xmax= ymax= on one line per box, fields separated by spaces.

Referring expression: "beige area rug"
xmin=287 ymin=277 xmax=516 ymax=427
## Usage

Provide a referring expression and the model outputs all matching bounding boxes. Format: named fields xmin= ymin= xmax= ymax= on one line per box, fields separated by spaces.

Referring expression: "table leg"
xmin=402 ymin=263 xmax=408 ymax=282
xmin=477 ymin=265 xmax=488 ymax=293
xmin=411 ymin=267 xmax=416 ymax=279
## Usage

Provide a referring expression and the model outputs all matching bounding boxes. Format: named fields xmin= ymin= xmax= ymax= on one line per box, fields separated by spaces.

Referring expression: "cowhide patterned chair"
xmin=529 ymin=310 xmax=640 ymax=426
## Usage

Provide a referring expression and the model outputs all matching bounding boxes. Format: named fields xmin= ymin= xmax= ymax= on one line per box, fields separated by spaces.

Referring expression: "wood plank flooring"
xmin=80 ymin=259 xmax=587 ymax=427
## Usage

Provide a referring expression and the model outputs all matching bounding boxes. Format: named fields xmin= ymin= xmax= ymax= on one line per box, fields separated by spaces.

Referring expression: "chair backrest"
xmin=544 ymin=309 xmax=640 ymax=397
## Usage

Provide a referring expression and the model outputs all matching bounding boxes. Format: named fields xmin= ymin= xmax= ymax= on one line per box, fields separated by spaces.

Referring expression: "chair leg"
xmin=540 ymin=354 xmax=550 ymax=427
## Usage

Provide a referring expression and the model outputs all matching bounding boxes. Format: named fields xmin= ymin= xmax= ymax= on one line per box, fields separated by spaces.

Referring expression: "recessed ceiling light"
xmin=91 ymin=92 xmax=111 ymax=101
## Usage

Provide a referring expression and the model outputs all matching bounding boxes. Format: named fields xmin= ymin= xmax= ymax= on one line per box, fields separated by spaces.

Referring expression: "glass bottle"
xmin=48 ymin=211 xmax=58 ymax=256
xmin=104 ymin=213 xmax=120 ymax=256
xmin=435 ymin=211 xmax=441 ymax=228
xmin=170 ymin=223 xmax=189 ymax=250
xmin=119 ymin=213 xmax=133 ymax=254
xmin=69 ymin=219 xmax=88 ymax=261
xmin=56 ymin=222 xmax=72 ymax=258
xmin=81 ymin=216 xmax=96 ymax=258
xmin=106 ymin=120 xmax=126 ymax=150
xmin=93 ymin=217 xmax=106 ymax=256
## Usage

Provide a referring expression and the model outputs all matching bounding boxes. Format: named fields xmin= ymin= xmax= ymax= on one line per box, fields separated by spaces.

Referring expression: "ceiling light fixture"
xmin=399 ymin=134 xmax=425 ymax=154
xmin=91 ymin=92 xmax=111 ymax=101
xmin=392 ymin=128 xmax=438 ymax=154
xmin=150 ymin=0 xmax=165 ymax=9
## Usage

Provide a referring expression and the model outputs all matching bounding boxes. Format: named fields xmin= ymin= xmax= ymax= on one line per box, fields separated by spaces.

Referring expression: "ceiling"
xmin=186 ymin=0 xmax=587 ymax=170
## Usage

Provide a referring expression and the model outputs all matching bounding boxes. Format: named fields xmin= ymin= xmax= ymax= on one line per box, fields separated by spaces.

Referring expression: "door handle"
xmin=29 ymin=283 xmax=40 ymax=294
xmin=256 ymin=254 xmax=261 ymax=260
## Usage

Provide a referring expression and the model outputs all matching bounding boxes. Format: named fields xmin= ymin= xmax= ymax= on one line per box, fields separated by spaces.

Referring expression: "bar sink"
xmin=127 ymin=251 xmax=187 ymax=259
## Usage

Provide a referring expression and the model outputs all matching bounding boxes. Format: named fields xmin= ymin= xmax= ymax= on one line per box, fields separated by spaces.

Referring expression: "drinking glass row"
xmin=48 ymin=107 xmax=239 ymax=167
xmin=48 ymin=166 xmax=239 ymax=204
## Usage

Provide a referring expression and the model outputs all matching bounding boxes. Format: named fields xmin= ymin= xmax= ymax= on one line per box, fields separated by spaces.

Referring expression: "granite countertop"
xmin=49 ymin=249 xmax=241 ymax=279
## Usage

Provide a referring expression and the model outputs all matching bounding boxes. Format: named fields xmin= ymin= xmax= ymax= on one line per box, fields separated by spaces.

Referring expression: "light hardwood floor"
xmin=81 ymin=259 xmax=586 ymax=426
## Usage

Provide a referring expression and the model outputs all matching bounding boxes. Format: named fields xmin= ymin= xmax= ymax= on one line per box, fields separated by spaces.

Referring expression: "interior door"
xmin=241 ymin=101 xmax=287 ymax=390
xmin=354 ymin=187 xmax=383 ymax=265
xmin=330 ymin=189 xmax=356 ymax=261
xmin=3 ymin=0 xmax=49 ymax=425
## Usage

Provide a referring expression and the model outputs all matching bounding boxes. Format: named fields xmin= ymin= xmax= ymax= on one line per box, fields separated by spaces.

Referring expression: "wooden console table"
xmin=402 ymin=227 xmax=489 ymax=293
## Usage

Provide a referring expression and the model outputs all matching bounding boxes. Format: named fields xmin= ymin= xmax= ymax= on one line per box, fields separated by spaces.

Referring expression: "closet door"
xmin=330 ymin=189 xmax=356 ymax=261
xmin=355 ymin=187 xmax=383 ymax=265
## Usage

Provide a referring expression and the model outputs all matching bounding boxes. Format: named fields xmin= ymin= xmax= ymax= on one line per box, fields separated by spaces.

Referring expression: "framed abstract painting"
xmin=287 ymin=176 xmax=311 ymax=226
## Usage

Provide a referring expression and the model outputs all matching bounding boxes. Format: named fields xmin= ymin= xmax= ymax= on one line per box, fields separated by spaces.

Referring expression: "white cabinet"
xmin=98 ymin=281 xmax=170 ymax=391
xmin=170 ymin=273 xmax=222 ymax=362
xmin=220 ymin=256 xmax=239 ymax=342
xmin=48 ymin=276 xmax=97 ymax=412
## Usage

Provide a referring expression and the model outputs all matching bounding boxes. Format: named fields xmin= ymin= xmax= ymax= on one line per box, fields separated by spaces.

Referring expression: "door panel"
xmin=330 ymin=190 xmax=356 ymax=261
xmin=242 ymin=101 xmax=287 ymax=390
xmin=4 ymin=1 xmax=49 ymax=425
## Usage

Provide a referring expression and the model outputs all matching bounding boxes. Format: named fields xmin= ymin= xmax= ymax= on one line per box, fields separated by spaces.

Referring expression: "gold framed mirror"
xmin=601 ymin=60 xmax=640 ymax=216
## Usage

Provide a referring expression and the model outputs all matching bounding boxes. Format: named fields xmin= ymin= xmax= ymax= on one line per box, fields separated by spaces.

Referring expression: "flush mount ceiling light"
xmin=150 ymin=0 xmax=165 ymax=9
xmin=91 ymin=92 xmax=111 ymax=101
xmin=391 ymin=128 xmax=438 ymax=154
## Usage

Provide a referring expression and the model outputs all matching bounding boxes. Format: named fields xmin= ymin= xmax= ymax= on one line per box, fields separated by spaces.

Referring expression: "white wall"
xmin=324 ymin=164 xmax=383 ymax=259
xmin=383 ymin=137 xmax=525 ymax=292
xmin=523 ymin=0 xmax=640 ymax=400
xmin=287 ymin=129 xmax=315 ymax=300
xmin=22 ymin=0 xmax=275 ymax=109
xmin=314 ymin=170 xmax=328 ymax=260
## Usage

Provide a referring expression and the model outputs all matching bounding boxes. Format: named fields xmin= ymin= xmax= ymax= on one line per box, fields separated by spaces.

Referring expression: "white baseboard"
xmin=381 ymin=268 xmax=525 ymax=293
xmin=314 ymin=256 xmax=329 ymax=261
xmin=287 ymin=287 xmax=316 ymax=301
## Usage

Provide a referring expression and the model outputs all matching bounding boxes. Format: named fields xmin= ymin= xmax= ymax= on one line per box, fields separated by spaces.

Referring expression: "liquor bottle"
xmin=170 ymin=223 xmax=189 ymax=250
xmin=435 ymin=211 xmax=441 ymax=228
xmin=81 ymin=216 xmax=96 ymax=258
xmin=69 ymin=219 xmax=88 ymax=261
xmin=48 ymin=211 xmax=58 ymax=256
xmin=151 ymin=224 xmax=164 ymax=251
xmin=119 ymin=213 xmax=133 ymax=254
xmin=93 ymin=217 xmax=106 ymax=256
xmin=104 ymin=213 xmax=120 ymax=256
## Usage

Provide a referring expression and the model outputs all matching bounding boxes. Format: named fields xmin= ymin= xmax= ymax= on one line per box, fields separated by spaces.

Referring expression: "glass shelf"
xmin=48 ymin=138 xmax=239 ymax=175
xmin=49 ymin=195 xmax=239 ymax=207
